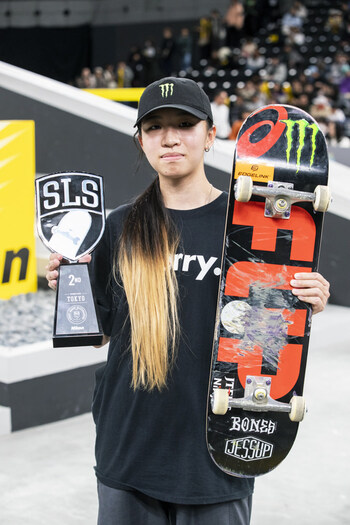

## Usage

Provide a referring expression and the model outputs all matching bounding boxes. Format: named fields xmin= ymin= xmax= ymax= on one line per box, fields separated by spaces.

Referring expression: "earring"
xmin=205 ymin=146 xmax=210 ymax=152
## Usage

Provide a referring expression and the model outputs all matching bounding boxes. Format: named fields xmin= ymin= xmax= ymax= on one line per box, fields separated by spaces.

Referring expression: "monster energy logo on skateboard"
xmin=281 ymin=118 xmax=319 ymax=172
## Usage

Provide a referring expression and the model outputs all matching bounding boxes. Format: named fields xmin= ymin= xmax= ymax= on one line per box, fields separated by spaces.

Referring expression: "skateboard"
xmin=206 ymin=104 xmax=330 ymax=477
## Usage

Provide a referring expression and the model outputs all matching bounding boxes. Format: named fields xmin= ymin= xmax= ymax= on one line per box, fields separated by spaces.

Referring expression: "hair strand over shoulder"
xmin=115 ymin=177 xmax=180 ymax=391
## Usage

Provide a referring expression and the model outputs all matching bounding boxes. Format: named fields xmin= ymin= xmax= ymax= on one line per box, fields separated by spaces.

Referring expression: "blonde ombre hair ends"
xmin=115 ymin=178 xmax=180 ymax=391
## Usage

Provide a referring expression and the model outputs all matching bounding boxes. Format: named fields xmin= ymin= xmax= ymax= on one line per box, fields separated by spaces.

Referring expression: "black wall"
xmin=0 ymin=26 xmax=91 ymax=84
xmin=0 ymin=21 xmax=199 ymax=84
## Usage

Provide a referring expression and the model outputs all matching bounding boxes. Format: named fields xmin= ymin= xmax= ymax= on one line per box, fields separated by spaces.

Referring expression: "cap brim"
xmin=134 ymin=104 xmax=209 ymax=127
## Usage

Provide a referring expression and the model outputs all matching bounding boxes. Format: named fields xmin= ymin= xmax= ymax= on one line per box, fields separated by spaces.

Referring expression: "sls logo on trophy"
xmin=36 ymin=172 xmax=104 ymax=261
xmin=35 ymin=172 xmax=105 ymax=348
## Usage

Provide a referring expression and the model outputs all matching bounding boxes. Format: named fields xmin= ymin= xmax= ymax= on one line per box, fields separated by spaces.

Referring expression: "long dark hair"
xmin=115 ymin=177 xmax=180 ymax=391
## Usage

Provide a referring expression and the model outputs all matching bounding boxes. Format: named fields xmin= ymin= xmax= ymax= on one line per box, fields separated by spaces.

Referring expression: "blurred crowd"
xmin=74 ymin=0 xmax=350 ymax=147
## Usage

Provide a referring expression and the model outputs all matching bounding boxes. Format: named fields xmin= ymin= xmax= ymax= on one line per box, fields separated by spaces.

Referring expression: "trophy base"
xmin=53 ymin=333 xmax=103 ymax=348
xmin=53 ymin=263 xmax=104 ymax=348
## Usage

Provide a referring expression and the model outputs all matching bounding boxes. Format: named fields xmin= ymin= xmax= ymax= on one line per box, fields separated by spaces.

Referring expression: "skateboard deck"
xmin=206 ymin=104 xmax=330 ymax=477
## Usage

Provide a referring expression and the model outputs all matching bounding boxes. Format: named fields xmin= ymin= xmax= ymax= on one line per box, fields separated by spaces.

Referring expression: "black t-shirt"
xmin=91 ymin=192 xmax=254 ymax=504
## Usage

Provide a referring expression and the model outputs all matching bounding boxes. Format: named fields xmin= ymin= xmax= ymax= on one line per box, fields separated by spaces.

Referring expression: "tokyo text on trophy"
xmin=36 ymin=172 xmax=105 ymax=347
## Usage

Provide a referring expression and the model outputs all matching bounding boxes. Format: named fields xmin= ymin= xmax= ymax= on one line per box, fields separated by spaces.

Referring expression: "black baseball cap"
xmin=134 ymin=76 xmax=213 ymax=127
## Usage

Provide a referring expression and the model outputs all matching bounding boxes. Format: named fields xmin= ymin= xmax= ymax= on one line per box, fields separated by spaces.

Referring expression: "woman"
xmin=46 ymin=77 xmax=330 ymax=524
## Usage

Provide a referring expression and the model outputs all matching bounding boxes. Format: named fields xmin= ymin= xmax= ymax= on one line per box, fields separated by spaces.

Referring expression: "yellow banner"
xmin=83 ymin=87 xmax=145 ymax=102
xmin=0 ymin=121 xmax=37 ymax=299
xmin=234 ymin=161 xmax=275 ymax=182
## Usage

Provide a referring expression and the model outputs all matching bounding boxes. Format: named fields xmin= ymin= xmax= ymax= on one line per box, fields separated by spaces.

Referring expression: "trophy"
xmin=35 ymin=172 xmax=105 ymax=347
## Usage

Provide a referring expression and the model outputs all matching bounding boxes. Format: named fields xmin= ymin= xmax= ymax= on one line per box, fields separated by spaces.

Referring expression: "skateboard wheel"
xmin=313 ymin=185 xmax=331 ymax=212
xmin=212 ymin=389 xmax=229 ymax=415
xmin=235 ymin=176 xmax=253 ymax=202
xmin=289 ymin=396 xmax=306 ymax=422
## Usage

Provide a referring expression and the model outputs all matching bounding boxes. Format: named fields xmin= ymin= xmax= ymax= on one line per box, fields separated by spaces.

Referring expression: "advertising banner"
xmin=0 ymin=121 xmax=36 ymax=299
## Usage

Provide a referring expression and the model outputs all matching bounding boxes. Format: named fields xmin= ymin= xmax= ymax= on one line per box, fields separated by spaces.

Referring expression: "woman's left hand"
xmin=290 ymin=272 xmax=330 ymax=315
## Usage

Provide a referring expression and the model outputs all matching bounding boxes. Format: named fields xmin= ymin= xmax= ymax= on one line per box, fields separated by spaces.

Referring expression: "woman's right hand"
xmin=46 ymin=252 xmax=91 ymax=291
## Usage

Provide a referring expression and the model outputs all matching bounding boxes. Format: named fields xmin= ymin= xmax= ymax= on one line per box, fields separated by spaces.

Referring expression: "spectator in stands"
xmin=104 ymin=64 xmax=117 ymax=88
xmin=246 ymin=48 xmax=266 ymax=73
xmin=241 ymin=37 xmax=257 ymax=59
xmin=76 ymin=67 xmax=96 ymax=89
xmin=210 ymin=89 xmax=232 ymax=139
xmin=176 ymin=27 xmax=193 ymax=71
xmin=304 ymin=62 xmax=326 ymax=86
xmin=244 ymin=91 xmax=266 ymax=112
xmin=128 ymin=47 xmax=144 ymax=87
xmin=265 ymin=56 xmax=288 ymax=84
xmin=215 ymin=46 xmax=233 ymax=67
xmin=243 ymin=0 xmax=262 ymax=37
xmin=326 ymin=120 xmax=350 ymax=147
xmin=141 ymin=39 xmax=160 ymax=85
xmin=229 ymin=93 xmax=246 ymax=124
xmin=339 ymin=66 xmax=350 ymax=100
xmin=224 ymin=0 xmax=245 ymax=49
xmin=291 ymin=79 xmax=304 ymax=99
xmin=327 ymin=52 xmax=349 ymax=86
xmin=292 ymin=93 xmax=311 ymax=113
xmin=282 ymin=44 xmax=304 ymax=71
xmin=326 ymin=8 xmax=345 ymax=35
xmin=321 ymin=82 xmax=338 ymax=103
xmin=328 ymin=102 xmax=347 ymax=126
xmin=340 ymin=2 xmax=350 ymax=39
xmin=94 ymin=67 xmax=107 ymax=88
xmin=237 ymin=79 xmax=265 ymax=107
xmin=160 ymin=27 xmax=176 ymax=76
xmin=340 ymin=1 xmax=350 ymax=22
xmin=268 ymin=82 xmax=289 ymax=104
xmin=310 ymin=94 xmax=333 ymax=121
xmin=197 ymin=15 xmax=212 ymax=61
xmin=293 ymin=1 xmax=308 ymax=19
xmin=116 ymin=61 xmax=134 ymax=88
xmin=209 ymin=9 xmax=227 ymax=53
xmin=229 ymin=108 xmax=250 ymax=140
xmin=281 ymin=4 xmax=304 ymax=36
xmin=285 ymin=26 xmax=305 ymax=46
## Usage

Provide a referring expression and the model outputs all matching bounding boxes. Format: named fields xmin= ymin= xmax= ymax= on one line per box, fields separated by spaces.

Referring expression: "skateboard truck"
xmin=234 ymin=176 xmax=331 ymax=219
xmin=212 ymin=376 xmax=306 ymax=422
xmin=263 ymin=182 xmax=305 ymax=219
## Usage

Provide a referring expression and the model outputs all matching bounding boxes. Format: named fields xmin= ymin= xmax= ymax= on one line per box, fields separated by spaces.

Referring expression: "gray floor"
xmin=1 ymin=304 xmax=349 ymax=524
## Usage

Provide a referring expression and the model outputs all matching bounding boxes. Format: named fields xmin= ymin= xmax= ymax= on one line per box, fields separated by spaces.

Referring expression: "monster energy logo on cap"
xmin=281 ymin=118 xmax=319 ymax=172
xmin=159 ymin=83 xmax=174 ymax=97
xmin=134 ymin=76 xmax=213 ymax=127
